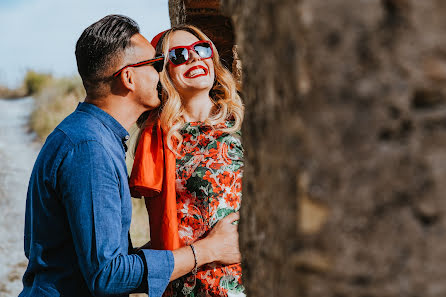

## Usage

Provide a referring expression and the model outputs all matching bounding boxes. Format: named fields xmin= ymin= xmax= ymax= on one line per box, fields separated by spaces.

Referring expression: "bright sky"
xmin=0 ymin=0 xmax=170 ymax=88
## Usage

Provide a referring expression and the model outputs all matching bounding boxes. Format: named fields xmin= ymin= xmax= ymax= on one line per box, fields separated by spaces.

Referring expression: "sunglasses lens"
xmin=168 ymin=42 xmax=212 ymax=66
xmin=153 ymin=60 xmax=164 ymax=72
xmin=169 ymin=48 xmax=188 ymax=65
xmin=194 ymin=42 xmax=212 ymax=59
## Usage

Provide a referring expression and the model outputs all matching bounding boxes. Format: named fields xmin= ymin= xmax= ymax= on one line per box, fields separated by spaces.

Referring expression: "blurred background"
xmin=6 ymin=0 xmax=446 ymax=296
xmin=0 ymin=0 xmax=170 ymax=295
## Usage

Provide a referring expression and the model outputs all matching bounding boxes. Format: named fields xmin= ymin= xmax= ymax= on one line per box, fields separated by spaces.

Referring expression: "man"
xmin=19 ymin=15 xmax=241 ymax=297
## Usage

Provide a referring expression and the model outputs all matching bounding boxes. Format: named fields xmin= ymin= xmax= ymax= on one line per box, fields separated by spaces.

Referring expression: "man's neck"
xmin=85 ymin=95 xmax=143 ymax=131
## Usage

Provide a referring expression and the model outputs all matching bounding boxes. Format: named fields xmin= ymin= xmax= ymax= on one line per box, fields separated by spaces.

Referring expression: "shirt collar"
xmin=76 ymin=102 xmax=130 ymax=141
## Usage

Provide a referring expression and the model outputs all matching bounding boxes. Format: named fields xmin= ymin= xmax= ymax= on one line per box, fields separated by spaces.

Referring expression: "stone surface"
xmin=169 ymin=0 xmax=235 ymax=70
xmin=221 ymin=0 xmax=446 ymax=296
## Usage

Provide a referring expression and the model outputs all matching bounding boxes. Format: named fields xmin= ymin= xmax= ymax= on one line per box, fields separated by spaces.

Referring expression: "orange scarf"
xmin=129 ymin=121 xmax=182 ymax=250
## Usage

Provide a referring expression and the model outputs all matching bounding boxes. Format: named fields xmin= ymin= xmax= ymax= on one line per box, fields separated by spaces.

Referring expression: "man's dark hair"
xmin=75 ymin=14 xmax=140 ymax=98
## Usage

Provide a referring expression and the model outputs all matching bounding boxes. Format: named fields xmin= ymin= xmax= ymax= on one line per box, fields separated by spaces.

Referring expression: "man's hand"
xmin=198 ymin=212 xmax=241 ymax=265
xmin=170 ymin=212 xmax=241 ymax=281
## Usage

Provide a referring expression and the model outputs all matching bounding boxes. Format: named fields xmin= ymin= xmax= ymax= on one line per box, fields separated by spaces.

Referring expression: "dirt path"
xmin=0 ymin=97 xmax=40 ymax=296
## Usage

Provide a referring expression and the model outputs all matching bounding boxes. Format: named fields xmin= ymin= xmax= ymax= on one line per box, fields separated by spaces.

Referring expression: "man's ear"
xmin=119 ymin=68 xmax=136 ymax=92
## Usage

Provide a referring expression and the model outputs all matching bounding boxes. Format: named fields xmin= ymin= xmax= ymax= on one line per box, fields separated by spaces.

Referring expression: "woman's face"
xmin=166 ymin=30 xmax=215 ymax=96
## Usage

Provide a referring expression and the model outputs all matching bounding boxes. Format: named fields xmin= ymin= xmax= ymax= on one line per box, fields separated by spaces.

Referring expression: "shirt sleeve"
xmin=138 ymin=249 xmax=174 ymax=296
xmin=57 ymin=140 xmax=173 ymax=296
xmin=134 ymin=249 xmax=174 ymax=296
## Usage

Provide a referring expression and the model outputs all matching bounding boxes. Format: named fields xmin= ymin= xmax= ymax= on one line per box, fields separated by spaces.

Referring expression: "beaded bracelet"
xmin=190 ymin=244 xmax=198 ymax=275
xmin=182 ymin=244 xmax=198 ymax=296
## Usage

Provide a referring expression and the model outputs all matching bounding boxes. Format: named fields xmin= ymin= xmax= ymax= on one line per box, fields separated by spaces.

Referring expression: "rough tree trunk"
xmin=222 ymin=0 xmax=446 ymax=296
xmin=168 ymin=0 xmax=235 ymax=70
xmin=172 ymin=0 xmax=446 ymax=296
xmin=221 ymin=1 xmax=300 ymax=296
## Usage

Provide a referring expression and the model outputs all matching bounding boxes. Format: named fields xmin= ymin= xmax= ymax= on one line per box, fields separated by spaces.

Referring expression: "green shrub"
xmin=23 ymin=70 xmax=52 ymax=96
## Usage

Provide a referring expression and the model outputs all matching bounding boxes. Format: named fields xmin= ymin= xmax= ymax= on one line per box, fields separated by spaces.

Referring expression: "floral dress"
xmin=164 ymin=121 xmax=245 ymax=297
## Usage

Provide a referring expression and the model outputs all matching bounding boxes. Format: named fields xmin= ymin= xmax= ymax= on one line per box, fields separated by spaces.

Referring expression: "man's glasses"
xmin=168 ymin=40 xmax=213 ymax=67
xmin=113 ymin=55 xmax=165 ymax=77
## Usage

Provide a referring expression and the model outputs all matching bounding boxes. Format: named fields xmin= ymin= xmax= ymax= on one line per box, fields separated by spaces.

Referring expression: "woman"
xmin=129 ymin=25 xmax=244 ymax=297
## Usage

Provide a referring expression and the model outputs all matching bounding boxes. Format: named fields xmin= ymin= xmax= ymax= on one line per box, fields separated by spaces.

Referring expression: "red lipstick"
xmin=183 ymin=65 xmax=208 ymax=78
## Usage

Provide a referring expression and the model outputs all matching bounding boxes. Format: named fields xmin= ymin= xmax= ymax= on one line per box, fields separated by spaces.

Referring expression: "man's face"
xmin=124 ymin=33 xmax=161 ymax=110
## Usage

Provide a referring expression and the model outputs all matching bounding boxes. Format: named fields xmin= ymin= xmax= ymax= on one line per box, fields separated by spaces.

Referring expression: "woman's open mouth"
xmin=183 ymin=65 xmax=208 ymax=78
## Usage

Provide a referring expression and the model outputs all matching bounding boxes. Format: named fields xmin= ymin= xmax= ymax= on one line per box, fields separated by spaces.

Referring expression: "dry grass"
xmin=29 ymin=75 xmax=84 ymax=140
xmin=0 ymin=70 xmax=52 ymax=99
xmin=0 ymin=85 xmax=26 ymax=99
xmin=0 ymin=283 xmax=9 ymax=295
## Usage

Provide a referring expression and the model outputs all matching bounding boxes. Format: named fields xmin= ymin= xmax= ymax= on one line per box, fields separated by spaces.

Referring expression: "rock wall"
xmin=221 ymin=1 xmax=300 ymax=296
xmin=172 ymin=0 xmax=446 ymax=296
xmin=168 ymin=0 xmax=235 ymax=70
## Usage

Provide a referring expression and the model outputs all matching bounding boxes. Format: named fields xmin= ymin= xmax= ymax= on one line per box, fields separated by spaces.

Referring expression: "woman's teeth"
xmin=187 ymin=68 xmax=205 ymax=77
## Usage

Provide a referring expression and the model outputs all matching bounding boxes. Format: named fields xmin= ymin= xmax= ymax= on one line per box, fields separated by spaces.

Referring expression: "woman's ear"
xmin=119 ymin=68 xmax=136 ymax=92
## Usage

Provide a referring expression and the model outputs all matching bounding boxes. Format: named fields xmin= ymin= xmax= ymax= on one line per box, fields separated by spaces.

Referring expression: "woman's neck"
xmin=182 ymin=92 xmax=214 ymax=122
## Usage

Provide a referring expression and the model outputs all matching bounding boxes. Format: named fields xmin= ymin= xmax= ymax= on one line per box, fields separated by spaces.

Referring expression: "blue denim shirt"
xmin=20 ymin=102 xmax=174 ymax=297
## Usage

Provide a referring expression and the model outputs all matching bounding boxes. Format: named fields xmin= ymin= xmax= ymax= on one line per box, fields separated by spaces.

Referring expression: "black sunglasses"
xmin=113 ymin=55 xmax=165 ymax=77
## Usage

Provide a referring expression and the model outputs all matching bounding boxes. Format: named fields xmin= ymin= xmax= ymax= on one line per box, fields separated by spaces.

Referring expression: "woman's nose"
xmin=187 ymin=49 xmax=201 ymax=63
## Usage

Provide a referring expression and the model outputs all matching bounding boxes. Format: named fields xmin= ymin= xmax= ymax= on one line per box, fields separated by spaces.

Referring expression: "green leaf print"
xmin=220 ymin=275 xmax=245 ymax=293
xmin=185 ymin=175 xmax=213 ymax=197
xmin=194 ymin=167 xmax=208 ymax=178
xmin=217 ymin=208 xmax=235 ymax=220
xmin=207 ymin=140 xmax=218 ymax=150
xmin=180 ymin=153 xmax=194 ymax=165
xmin=190 ymin=127 xmax=199 ymax=138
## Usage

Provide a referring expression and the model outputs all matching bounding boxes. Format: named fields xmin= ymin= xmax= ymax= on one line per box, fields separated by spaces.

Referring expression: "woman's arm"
xmin=170 ymin=211 xmax=241 ymax=281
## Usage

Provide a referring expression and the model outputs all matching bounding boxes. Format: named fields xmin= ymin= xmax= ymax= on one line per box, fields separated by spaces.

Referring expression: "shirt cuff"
xmin=139 ymin=249 xmax=174 ymax=297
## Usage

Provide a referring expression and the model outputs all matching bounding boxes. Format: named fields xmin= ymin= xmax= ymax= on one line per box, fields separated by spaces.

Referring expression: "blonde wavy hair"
xmin=154 ymin=25 xmax=244 ymax=154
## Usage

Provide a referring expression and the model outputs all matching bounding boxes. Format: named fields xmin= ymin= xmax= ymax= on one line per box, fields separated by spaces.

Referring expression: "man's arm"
xmin=58 ymin=140 xmax=173 ymax=297
xmin=134 ymin=212 xmax=240 ymax=295
xmin=136 ymin=212 xmax=241 ymax=282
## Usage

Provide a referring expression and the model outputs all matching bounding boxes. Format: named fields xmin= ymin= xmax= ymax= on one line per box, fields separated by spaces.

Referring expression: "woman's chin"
xmin=182 ymin=83 xmax=213 ymax=94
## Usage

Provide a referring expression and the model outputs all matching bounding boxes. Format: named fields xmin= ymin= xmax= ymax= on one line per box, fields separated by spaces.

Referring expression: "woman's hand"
xmin=198 ymin=211 xmax=241 ymax=265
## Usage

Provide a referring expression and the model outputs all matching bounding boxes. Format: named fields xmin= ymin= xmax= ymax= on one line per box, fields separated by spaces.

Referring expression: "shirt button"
xmin=124 ymin=135 xmax=130 ymax=141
